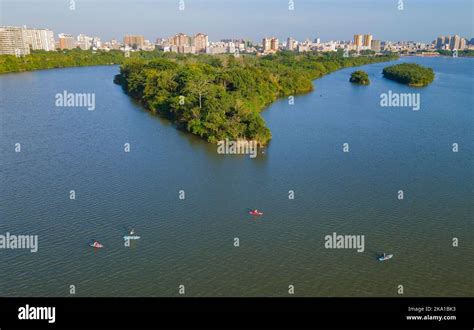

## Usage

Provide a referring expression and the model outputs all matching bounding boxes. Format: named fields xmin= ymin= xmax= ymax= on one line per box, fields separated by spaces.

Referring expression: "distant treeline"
xmin=0 ymin=49 xmax=175 ymax=74
xmin=0 ymin=48 xmax=224 ymax=74
xmin=0 ymin=49 xmax=123 ymax=73
xmin=437 ymin=49 xmax=474 ymax=57
xmin=115 ymin=52 xmax=398 ymax=145
xmin=382 ymin=63 xmax=434 ymax=87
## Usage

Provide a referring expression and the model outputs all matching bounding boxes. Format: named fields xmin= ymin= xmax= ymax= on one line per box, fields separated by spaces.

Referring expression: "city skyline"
xmin=2 ymin=24 xmax=471 ymax=57
xmin=2 ymin=24 xmax=472 ymax=45
xmin=1 ymin=0 xmax=472 ymax=43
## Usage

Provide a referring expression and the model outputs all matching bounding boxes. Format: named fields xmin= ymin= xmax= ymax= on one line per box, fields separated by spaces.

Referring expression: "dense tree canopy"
xmin=382 ymin=63 xmax=434 ymax=87
xmin=0 ymin=48 xmax=195 ymax=73
xmin=349 ymin=70 xmax=370 ymax=85
xmin=0 ymin=49 xmax=129 ymax=73
xmin=116 ymin=52 xmax=398 ymax=145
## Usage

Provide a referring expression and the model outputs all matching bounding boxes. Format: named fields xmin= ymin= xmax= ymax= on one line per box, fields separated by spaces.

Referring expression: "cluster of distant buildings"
xmin=1 ymin=25 xmax=473 ymax=57
xmin=280 ymin=34 xmax=473 ymax=54
xmin=435 ymin=35 xmax=470 ymax=51
xmin=155 ymin=33 xmax=250 ymax=55
xmin=278 ymin=34 xmax=378 ymax=54
xmin=0 ymin=26 xmax=105 ymax=55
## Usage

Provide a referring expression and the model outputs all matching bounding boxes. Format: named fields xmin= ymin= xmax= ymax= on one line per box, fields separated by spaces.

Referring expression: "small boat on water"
xmin=123 ymin=235 xmax=140 ymax=240
xmin=249 ymin=209 xmax=264 ymax=216
xmin=124 ymin=228 xmax=140 ymax=240
xmin=89 ymin=241 xmax=104 ymax=248
xmin=378 ymin=253 xmax=393 ymax=261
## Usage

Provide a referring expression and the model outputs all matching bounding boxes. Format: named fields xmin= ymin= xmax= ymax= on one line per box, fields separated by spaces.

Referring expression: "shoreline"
xmin=0 ymin=63 xmax=119 ymax=75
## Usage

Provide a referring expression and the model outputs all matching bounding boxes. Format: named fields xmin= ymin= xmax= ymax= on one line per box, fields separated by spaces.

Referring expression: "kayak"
xmin=89 ymin=242 xmax=104 ymax=248
xmin=378 ymin=254 xmax=393 ymax=261
xmin=123 ymin=235 xmax=140 ymax=240
xmin=249 ymin=210 xmax=264 ymax=216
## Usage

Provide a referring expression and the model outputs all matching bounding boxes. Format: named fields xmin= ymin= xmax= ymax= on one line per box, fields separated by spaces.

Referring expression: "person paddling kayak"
xmin=249 ymin=209 xmax=264 ymax=216
xmin=378 ymin=253 xmax=393 ymax=261
xmin=123 ymin=228 xmax=140 ymax=240
xmin=89 ymin=241 xmax=104 ymax=248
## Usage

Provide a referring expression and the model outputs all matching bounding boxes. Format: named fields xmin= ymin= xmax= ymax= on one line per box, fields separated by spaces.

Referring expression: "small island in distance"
xmin=382 ymin=63 xmax=435 ymax=87
xmin=349 ymin=70 xmax=370 ymax=85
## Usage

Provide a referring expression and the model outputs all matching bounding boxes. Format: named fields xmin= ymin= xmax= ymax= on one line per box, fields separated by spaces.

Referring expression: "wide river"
xmin=0 ymin=57 xmax=472 ymax=296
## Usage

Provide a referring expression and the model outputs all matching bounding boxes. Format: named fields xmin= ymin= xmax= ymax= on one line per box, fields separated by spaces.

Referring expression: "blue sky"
xmin=1 ymin=0 xmax=472 ymax=42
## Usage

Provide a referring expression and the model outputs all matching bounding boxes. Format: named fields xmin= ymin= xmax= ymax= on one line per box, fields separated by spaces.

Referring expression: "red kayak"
xmin=249 ymin=210 xmax=264 ymax=216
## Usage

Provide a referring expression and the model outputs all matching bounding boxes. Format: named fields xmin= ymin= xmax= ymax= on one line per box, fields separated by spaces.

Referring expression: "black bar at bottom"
xmin=0 ymin=297 xmax=472 ymax=329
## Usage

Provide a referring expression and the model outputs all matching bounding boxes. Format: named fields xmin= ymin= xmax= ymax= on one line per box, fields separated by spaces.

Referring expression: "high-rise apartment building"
xmin=124 ymin=35 xmax=145 ymax=49
xmin=58 ymin=33 xmax=75 ymax=49
xmin=353 ymin=34 xmax=363 ymax=47
xmin=263 ymin=37 xmax=272 ymax=53
xmin=0 ymin=26 xmax=30 ymax=55
xmin=363 ymin=34 xmax=373 ymax=47
xmin=436 ymin=36 xmax=448 ymax=49
xmin=77 ymin=34 xmax=93 ymax=50
xmin=270 ymin=38 xmax=279 ymax=51
xmin=169 ymin=33 xmax=190 ymax=47
xmin=92 ymin=37 xmax=102 ymax=49
xmin=449 ymin=35 xmax=461 ymax=50
xmin=263 ymin=37 xmax=278 ymax=53
xmin=1 ymin=26 xmax=55 ymax=54
xmin=193 ymin=33 xmax=208 ymax=53
xmin=287 ymin=37 xmax=297 ymax=51
xmin=168 ymin=33 xmax=193 ymax=53
xmin=370 ymin=40 xmax=381 ymax=52
xmin=25 ymin=28 xmax=55 ymax=51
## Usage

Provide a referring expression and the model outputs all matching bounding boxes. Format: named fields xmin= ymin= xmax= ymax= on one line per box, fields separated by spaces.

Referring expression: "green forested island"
xmin=115 ymin=52 xmax=398 ymax=145
xmin=382 ymin=63 xmax=434 ymax=87
xmin=349 ymin=70 xmax=370 ymax=85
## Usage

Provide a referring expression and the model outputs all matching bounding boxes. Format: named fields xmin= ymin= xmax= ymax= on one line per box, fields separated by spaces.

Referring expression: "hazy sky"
xmin=1 ymin=0 xmax=472 ymax=42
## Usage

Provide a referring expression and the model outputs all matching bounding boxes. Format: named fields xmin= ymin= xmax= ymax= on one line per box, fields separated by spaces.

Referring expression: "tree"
xmin=184 ymin=72 xmax=212 ymax=109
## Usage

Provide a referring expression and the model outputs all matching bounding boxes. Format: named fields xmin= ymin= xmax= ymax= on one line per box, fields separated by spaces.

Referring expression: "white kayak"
xmin=123 ymin=235 xmax=140 ymax=240
xmin=378 ymin=253 xmax=393 ymax=261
